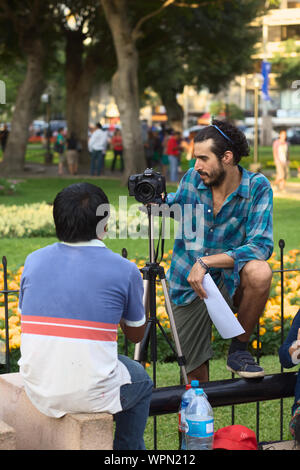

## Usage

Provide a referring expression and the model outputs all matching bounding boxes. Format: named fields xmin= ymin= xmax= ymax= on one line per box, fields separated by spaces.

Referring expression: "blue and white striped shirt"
xmin=18 ymin=240 xmax=145 ymax=417
xmin=165 ymin=166 xmax=273 ymax=305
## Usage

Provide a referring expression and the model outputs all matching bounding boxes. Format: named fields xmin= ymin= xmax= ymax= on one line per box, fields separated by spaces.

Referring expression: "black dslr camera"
xmin=128 ymin=168 xmax=166 ymax=204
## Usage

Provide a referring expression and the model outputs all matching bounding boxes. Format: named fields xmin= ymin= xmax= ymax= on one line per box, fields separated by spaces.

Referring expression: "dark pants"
xmin=111 ymin=150 xmax=124 ymax=172
xmin=113 ymin=354 xmax=153 ymax=450
xmin=90 ymin=150 xmax=104 ymax=176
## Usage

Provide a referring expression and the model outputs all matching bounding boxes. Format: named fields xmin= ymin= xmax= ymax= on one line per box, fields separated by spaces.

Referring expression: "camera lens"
xmin=135 ymin=181 xmax=155 ymax=203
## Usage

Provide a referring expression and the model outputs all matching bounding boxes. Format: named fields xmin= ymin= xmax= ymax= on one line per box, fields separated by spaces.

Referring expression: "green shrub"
xmin=0 ymin=178 xmax=19 ymax=196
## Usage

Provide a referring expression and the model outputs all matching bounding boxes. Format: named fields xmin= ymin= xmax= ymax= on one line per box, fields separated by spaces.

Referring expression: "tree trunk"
xmin=75 ymin=63 xmax=97 ymax=166
xmin=65 ymin=30 xmax=97 ymax=168
xmin=1 ymin=38 xmax=46 ymax=174
xmin=101 ymin=0 xmax=146 ymax=182
xmin=160 ymin=87 xmax=184 ymax=132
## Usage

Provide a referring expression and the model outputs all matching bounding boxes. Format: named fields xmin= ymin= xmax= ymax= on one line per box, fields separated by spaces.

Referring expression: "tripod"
xmin=134 ymin=204 xmax=188 ymax=387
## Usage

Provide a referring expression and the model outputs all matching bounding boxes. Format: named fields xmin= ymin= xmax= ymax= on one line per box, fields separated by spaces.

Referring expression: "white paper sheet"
xmin=202 ymin=273 xmax=245 ymax=339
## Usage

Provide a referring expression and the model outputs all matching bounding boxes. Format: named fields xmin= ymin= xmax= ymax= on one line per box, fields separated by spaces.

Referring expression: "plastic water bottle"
xmin=178 ymin=380 xmax=199 ymax=450
xmin=185 ymin=388 xmax=214 ymax=450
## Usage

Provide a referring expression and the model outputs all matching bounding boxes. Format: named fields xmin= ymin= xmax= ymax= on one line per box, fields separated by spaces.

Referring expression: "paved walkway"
xmin=271 ymin=182 xmax=300 ymax=200
xmin=21 ymin=162 xmax=121 ymax=180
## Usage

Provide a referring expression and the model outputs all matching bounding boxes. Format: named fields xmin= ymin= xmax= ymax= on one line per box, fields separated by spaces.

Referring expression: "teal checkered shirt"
xmin=165 ymin=166 xmax=273 ymax=305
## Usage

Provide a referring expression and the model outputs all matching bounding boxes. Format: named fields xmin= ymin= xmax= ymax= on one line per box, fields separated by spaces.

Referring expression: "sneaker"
xmin=226 ymin=350 xmax=265 ymax=378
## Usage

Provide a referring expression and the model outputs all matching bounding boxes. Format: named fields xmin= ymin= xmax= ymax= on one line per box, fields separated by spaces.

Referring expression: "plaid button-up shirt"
xmin=165 ymin=166 xmax=273 ymax=305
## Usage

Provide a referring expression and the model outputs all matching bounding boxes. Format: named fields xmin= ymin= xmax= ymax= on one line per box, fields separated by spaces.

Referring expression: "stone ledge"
xmin=259 ymin=440 xmax=299 ymax=450
xmin=0 ymin=373 xmax=113 ymax=450
xmin=0 ymin=420 xmax=16 ymax=450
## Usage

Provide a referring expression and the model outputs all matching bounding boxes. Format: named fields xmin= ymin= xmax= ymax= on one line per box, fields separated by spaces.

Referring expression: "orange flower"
xmin=252 ymin=340 xmax=262 ymax=350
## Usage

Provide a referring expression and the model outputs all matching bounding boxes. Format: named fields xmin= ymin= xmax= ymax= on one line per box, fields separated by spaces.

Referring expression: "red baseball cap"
xmin=213 ymin=425 xmax=257 ymax=450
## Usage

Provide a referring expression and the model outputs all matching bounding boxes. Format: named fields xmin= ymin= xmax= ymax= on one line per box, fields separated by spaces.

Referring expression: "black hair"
xmin=193 ymin=119 xmax=250 ymax=165
xmin=53 ymin=182 xmax=109 ymax=242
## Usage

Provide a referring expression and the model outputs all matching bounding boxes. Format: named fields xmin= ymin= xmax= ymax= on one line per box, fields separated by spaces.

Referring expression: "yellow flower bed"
xmin=148 ymin=250 xmax=300 ymax=340
xmin=0 ymin=266 xmax=23 ymax=350
xmin=1 ymin=250 xmax=300 ymax=354
xmin=0 ymin=203 xmax=55 ymax=237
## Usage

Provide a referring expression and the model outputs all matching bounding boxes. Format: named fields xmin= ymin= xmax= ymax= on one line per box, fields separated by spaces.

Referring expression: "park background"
xmin=0 ymin=0 xmax=300 ymax=450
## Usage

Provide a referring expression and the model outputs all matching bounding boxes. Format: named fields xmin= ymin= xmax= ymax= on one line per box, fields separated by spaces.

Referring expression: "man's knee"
xmin=240 ymin=260 xmax=273 ymax=291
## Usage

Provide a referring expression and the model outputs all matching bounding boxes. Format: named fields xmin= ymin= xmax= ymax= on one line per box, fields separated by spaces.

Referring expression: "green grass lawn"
xmin=273 ymin=198 xmax=300 ymax=252
xmin=144 ymin=356 xmax=296 ymax=450
xmin=0 ymin=177 xmax=178 ymax=270
xmin=0 ymin=177 xmax=136 ymax=206
xmin=0 ymin=175 xmax=299 ymax=270
xmin=1 ymin=175 xmax=299 ymax=450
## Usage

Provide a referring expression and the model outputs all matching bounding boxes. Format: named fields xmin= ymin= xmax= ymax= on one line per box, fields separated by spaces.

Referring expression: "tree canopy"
xmin=0 ymin=0 xmax=265 ymax=174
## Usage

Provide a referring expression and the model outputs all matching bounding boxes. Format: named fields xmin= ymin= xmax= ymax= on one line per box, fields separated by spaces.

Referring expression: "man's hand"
xmin=289 ymin=328 xmax=300 ymax=364
xmin=187 ymin=262 xmax=208 ymax=300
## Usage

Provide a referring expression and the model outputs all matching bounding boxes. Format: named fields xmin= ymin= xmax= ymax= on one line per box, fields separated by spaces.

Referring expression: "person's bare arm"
xmin=187 ymin=253 xmax=234 ymax=299
xmin=289 ymin=328 xmax=300 ymax=364
xmin=119 ymin=318 xmax=146 ymax=344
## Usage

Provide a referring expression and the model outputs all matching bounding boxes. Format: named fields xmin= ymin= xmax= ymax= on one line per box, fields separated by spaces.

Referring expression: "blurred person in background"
xmin=273 ymin=129 xmax=289 ymax=192
xmin=110 ymin=129 xmax=124 ymax=172
xmin=66 ymin=132 xmax=79 ymax=176
xmin=167 ymin=130 xmax=182 ymax=182
xmin=160 ymin=128 xmax=171 ymax=178
xmin=88 ymin=123 xmax=108 ymax=176
xmin=54 ymin=128 xmax=66 ymax=176
xmin=0 ymin=124 xmax=9 ymax=153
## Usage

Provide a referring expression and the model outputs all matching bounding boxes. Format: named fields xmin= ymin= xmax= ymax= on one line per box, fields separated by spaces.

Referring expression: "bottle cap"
xmin=191 ymin=380 xmax=200 ymax=388
xmin=185 ymin=384 xmax=192 ymax=390
xmin=195 ymin=388 xmax=204 ymax=396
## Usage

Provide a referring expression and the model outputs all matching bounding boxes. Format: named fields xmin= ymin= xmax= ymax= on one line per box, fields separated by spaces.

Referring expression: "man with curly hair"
xmin=165 ymin=119 xmax=273 ymax=382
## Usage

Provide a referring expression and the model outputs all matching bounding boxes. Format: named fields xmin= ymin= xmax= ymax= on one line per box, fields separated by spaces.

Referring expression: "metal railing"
xmin=0 ymin=256 xmax=18 ymax=373
xmin=145 ymin=239 xmax=300 ymax=447
xmin=1 ymin=239 xmax=300 ymax=446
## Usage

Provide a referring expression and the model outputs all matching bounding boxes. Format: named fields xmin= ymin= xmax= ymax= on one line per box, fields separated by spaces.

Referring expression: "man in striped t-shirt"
xmin=18 ymin=182 xmax=152 ymax=450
